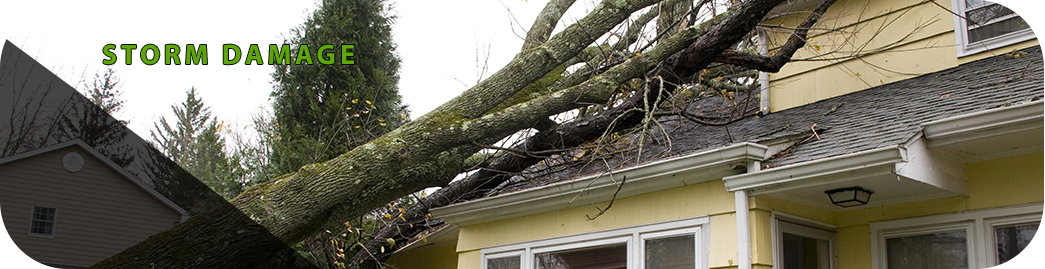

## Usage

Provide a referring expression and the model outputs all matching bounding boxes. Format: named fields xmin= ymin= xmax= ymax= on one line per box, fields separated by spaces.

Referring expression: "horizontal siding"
xmin=0 ymin=146 xmax=182 ymax=266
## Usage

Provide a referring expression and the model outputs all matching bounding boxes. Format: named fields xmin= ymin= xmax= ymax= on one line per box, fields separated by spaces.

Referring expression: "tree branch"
xmin=713 ymin=0 xmax=839 ymax=72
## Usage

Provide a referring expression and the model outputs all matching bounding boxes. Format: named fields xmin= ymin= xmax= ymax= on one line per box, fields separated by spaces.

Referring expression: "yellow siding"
xmin=457 ymin=250 xmax=481 ymax=269
xmin=766 ymin=0 xmax=1039 ymax=112
xmin=710 ymin=213 xmax=739 ymax=268
xmin=455 ymin=180 xmax=736 ymax=252
xmin=453 ymin=180 xmax=746 ymax=269
xmin=836 ymin=225 xmax=872 ymax=269
xmin=752 ymin=195 xmax=834 ymax=225
xmin=387 ymin=244 xmax=459 ymax=269
xmin=750 ymin=210 xmax=775 ymax=267
xmin=764 ymin=151 xmax=1043 ymax=269
xmin=438 ymin=151 xmax=1040 ymax=269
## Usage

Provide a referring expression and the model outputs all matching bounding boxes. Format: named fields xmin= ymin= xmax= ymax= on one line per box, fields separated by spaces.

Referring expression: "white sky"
xmin=0 ymin=0 xmax=592 ymax=138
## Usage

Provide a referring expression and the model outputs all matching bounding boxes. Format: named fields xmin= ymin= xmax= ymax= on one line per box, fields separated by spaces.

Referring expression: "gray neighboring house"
xmin=0 ymin=140 xmax=188 ymax=269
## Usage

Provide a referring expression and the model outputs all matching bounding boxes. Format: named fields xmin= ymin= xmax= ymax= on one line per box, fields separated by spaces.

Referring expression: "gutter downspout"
xmin=758 ymin=29 xmax=770 ymax=114
xmin=735 ymin=160 xmax=759 ymax=269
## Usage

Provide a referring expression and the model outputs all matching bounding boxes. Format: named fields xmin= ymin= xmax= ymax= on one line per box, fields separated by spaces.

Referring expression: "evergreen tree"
xmin=73 ymin=68 xmax=132 ymax=167
xmin=83 ymin=68 xmax=125 ymax=115
xmin=265 ymin=1 xmax=408 ymax=266
xmin=151 ymin=88 xmax=242 ymax=199
xmin=269 ymin=0 xmax=408 ymax=175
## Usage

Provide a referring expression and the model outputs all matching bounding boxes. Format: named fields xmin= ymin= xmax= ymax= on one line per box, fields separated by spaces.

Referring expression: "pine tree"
xmin=151 ymin=88 xmax=242 ymax=199
xmin=73 ymin=68 xmax=132 ymax=166
xmin=83 ymin=68 xmax=125 ymax=115
xmin=269 ymin=0 xmax=408 ymax=175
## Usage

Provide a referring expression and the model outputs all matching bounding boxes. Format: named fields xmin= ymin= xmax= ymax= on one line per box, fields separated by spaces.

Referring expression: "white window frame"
xmin=870 ymin=203 xmax=1042 ymax=269
xmin=480 ymin=216 xmax=710 ymax=269
xmin=983 ymin=212 xmax=1042 ymax=266
xmin=28 ymin=205 xmax=58 ymax=238
xmin=772 ymin=212 xmax=838 ymax=269
xmin=950 ymin=0 xmax=1036 ymax=57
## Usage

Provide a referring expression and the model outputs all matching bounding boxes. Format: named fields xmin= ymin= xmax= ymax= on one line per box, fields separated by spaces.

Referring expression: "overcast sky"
xmin=0 ymin=0 xmax=586 ymax=138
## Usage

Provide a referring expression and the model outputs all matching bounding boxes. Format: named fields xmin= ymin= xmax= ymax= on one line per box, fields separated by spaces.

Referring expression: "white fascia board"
xmin=921 ymin=100 xmax=1043 ymax=147
xmin=722 ymin=146 xmax=907 ymax=193
xmin=896 ymin=136 xmax=969 ymax=196
xmin=0 ymin=139 xmax=85 ymax=166
xmin=431 ymin=143 xmax=768 ymax=226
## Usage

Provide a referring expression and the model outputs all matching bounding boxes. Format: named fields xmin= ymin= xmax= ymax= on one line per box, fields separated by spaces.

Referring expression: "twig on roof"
xmin=586 ymin=175 xmax=627 ymax=221
xmin=823 ymin=103 xmax=844 ymax=117
xmin=811 ymin=123 xmax=820 ymax=140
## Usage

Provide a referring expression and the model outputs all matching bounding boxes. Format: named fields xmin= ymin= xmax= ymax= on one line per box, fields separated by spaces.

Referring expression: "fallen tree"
xmin=89 ymin=0 xmax=835 ymax=267
xmin=346 ymin=0 xmax=839 ymax=267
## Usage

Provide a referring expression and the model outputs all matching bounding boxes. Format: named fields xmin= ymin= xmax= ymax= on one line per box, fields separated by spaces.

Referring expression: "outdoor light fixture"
xmin=824 ymin=186 xmax=874 ymax=207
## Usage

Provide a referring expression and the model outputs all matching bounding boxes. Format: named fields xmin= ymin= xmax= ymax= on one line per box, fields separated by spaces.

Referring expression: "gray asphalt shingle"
xmin=493 ymin=46 xmax=1043 ymax=194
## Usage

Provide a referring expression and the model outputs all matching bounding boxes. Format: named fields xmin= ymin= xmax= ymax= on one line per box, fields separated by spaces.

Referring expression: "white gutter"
xmin=723 ymin=146 xmax=906 ymax=194
xmin=921 ymin=100 xmax=1043 ymax=147
xmin=735 ymin=160 xmax=759 ymax=269
xmin=431 ymin=143 xmax=768 ymax=226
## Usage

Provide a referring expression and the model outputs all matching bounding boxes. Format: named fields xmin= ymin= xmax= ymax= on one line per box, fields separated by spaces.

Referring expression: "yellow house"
xmin=387 ymin=1 xmax=1042 ymax=269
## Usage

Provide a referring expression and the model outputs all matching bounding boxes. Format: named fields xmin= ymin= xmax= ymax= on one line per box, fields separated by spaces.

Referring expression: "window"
xmin=29 ymin=206 xmax=57 ymax=237
xmin=870 ymin=204 xmax=1042 ymax=269
xmin=480 ymin=216 xmax=708 ymax=269
xmin=773 ymin=213 xmax=837 ymax=269
xmin=985 ymin=213 xmax=1040 ymax=265
xmin=950 ymin=0 xmax=1035 ymax=57
xmin=881 ymin=222 xmax=973 ymax=269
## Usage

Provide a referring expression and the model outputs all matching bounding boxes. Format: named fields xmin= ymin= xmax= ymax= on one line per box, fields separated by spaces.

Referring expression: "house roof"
xmin=0 ymin=139 xmax=190 ymax=221
xmin=430 ymin=46 xmax=1042 ymax=226
xmin=489 ymin=45 xmax=1044 ymax=197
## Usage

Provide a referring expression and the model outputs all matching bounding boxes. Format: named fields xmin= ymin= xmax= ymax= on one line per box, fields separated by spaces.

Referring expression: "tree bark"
xmin=90 ymin=0 xmax=802 ymax=268
xmin=348 ymin=0 xmax=841 ymax=266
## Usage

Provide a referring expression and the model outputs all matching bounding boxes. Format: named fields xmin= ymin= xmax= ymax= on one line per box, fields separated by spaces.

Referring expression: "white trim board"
xmin=432 ymin=143 xmax=768 ymax=226
xmin=869 ymin=203 xmax=1043 ymax=269
xmin=480 ymin=215 xmax=711 ymax=269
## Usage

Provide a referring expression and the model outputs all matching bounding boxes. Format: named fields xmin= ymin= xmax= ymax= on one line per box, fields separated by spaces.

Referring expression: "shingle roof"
xmin=759 ymin=47 xmax=1043 ymax=166
xmin=493 ymin=46 xmax=1043 ymax=194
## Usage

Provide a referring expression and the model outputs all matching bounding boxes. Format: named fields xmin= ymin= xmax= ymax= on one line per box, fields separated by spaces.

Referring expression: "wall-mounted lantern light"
xmin=825 ymin=186 xmax=874 ymax=207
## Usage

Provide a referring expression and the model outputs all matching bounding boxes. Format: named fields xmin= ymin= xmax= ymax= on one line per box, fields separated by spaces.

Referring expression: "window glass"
xmin=645 ymin=234 xmax=695 ymax=269
xmin=961 ymin=0 xmax=1036 ymax=42
xmin=995 ymin=223 xmax=1039 ymax=264
xmin=782 ymin=233 xmax=830 ymax=269
xmin=535 ymin=243 xmax=627 ymax=269
xmin=30 ymin=206 xmax=56 ymax=236
xmin=965 ymin=10 xmax=1040 ymax=42
xmin=886 ymin=230 xmax=968 ymax=269
xmin=488 ymin=256 xmax=522 ymax=269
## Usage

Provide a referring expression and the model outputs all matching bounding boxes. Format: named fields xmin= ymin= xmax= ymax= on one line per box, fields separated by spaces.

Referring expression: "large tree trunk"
xmin=347 ymin=0 xmax=840 ymax=266
xmin=89 ymin=0 xmax=796 ymax=267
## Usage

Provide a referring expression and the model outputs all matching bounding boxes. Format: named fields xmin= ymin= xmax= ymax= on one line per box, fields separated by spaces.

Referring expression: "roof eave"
xmin=724 ymin=101 xmax=1043 ymax=210
xmin=0 ymin=140 xmax=190 ymax=220
xmin=431 ymin=142 xmax=769 ymax=227
xmin=723 ymin=146 xmax=906 ymax=193
xmin=921 ymin=100 xmax=1044 ymax=148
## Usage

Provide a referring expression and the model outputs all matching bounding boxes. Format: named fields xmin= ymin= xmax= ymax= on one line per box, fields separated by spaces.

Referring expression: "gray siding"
xmin=0 ymin=145 xmax=182 ymax=267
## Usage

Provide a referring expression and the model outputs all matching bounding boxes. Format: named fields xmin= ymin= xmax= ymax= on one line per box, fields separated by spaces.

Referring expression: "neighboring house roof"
xmin=0 ymin=139 xmax=189 ymax=221
xmin=492 ymin=46 xmax=1044 ymax=196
